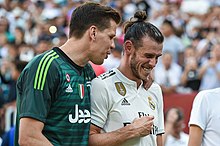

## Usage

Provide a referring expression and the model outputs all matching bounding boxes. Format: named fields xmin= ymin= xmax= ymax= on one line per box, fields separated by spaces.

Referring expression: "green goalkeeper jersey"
xmin=15 ymin=47 xmax=96 ymax=146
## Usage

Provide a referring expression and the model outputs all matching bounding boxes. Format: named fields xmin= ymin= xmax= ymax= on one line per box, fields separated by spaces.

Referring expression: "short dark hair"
xmin=69 ymin=2 xmax=121 ymax=39
xmin=123 ymin=11 xmax=164 ymax=49
xmin=162 ymin=19 xmax=175 ymax=30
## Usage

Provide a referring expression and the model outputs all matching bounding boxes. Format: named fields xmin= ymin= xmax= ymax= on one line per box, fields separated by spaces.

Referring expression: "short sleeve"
xmin=152 ymin=83 xmax=165 ymax=135
xmin=17 ymin=56 xmax=59 ymax=123
xmin=90 ymin=77 xmax=110 ymax=128
xmin=188 ymin=91 xmax=208 ymax=130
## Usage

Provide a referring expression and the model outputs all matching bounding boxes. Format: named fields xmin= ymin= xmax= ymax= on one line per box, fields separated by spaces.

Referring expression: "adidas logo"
xmin=65 ymin=84 xmax=73 ymax=93
xmin=121 ymin=98 xmax=130 ymax=105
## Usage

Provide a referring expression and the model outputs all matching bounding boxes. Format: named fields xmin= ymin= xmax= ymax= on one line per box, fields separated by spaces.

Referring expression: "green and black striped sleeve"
xmin=17 ymin=49 xmax=60 ymax=123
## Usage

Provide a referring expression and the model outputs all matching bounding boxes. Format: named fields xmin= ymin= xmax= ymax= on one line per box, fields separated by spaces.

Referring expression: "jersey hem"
xmin=91 ymin=122 xmax=103 ymax=129
xmin=157 ymin=132 xmax=165 ymax=135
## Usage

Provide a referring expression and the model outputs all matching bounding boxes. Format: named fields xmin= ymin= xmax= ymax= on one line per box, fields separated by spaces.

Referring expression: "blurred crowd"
xmin=0 ymin=0 xmax=220 ymax=145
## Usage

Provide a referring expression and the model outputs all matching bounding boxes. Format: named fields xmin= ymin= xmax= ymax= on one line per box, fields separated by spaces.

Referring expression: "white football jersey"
xmin=189 ymin=88 xmax=220 ymax=146
xmin=91 ymin=68 xmax=164 ymax=146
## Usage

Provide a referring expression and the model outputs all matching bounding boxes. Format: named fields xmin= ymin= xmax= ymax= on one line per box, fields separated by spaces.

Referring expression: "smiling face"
xmin=130 ymin=37 xmax=163 ymax=81
xmin=89 ymin=20 xmax=117 ymax=65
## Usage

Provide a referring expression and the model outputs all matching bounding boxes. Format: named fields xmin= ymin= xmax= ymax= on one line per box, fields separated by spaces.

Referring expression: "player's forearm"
xmin=188 ymin=125 xmax=203 ymax=146
xmin=19 ymin=133 xmax=53 ymax=146
xmin=157 ymin=135 xmax=163 ymax=146
xmin=19 ymin=118 xmax=53 ymax=146
xmin=89 ymin=124 xmax=139 ymax=146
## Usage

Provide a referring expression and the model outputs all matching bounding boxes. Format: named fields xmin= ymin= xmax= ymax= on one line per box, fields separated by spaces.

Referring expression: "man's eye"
xmin=110 ymin=36 xmax=115 ymax=39
xmin=145 ymin=55 xmax=153 ymax=58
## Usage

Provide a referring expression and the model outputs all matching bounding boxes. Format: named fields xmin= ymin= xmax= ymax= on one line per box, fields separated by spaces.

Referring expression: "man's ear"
xmin=89 ymin=25 xmax=97 ymax=41
xmin=124 ymin=40 xmax=133 ymax=55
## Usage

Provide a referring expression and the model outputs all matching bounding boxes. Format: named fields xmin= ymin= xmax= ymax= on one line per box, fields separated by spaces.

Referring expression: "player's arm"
xmin=19 ymin=118 xmax=53 ymax=146
xmin=17 ymin=53 xmax=60 ymax=146
xmin=89 ymin=116 xmax=154 ymax=146
xmin=157 ymin=134 xmax=163 ymax=146
xmin=188 ymin=124 xmax=203 ymax=146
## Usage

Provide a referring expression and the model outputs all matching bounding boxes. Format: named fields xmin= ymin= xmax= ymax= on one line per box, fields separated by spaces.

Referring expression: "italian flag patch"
xmin=78 ymin=84 xmax=84 ymax=99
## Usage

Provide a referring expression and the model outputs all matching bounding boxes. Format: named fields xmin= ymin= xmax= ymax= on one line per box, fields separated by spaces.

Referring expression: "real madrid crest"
xmin=115 ymin=82 xmax=126 ymax=96
xmin=148 ymin=97 xmax=156 ymax=110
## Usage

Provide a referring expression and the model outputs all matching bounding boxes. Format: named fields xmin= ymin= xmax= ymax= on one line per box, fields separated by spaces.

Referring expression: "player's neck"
xmin=118 ymin=63 xmax=142 ymax=89
xmin=60 ymin=38 xmax=90 ymax=67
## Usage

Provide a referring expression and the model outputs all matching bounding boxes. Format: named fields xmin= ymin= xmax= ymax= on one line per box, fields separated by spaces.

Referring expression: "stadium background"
xmin=1 ymin=0 xmax=220 ymax=144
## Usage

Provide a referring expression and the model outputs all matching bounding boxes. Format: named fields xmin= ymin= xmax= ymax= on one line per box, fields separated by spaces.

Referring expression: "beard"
xmin=130 ymin=52 xmax=150 ymax=81
xmin=130 ymin=52 xmax=142 ymax=80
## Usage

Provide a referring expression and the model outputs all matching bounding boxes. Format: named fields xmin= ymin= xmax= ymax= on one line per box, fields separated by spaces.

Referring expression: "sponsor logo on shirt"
xmin=68 ymin=104 xmax=91 ymax=123
xmin=123 ymin=116 xmax=159 ymax=135
xmin=65 ymin=84 xmax=73 ymax=93
xmin=121 ymin=98 xmax=130 ymax=105
xmin=115 ymin=82 xmax=126 ymax=96
xmin=138 ymin=112 xmax=159 ymax=135
xmin=151 ymin=125 xmax=159 ymax=135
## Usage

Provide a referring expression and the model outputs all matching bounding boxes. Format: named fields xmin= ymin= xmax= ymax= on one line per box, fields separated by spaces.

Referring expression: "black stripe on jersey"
xmin=98 ymin=70 xmax=116 ymax=80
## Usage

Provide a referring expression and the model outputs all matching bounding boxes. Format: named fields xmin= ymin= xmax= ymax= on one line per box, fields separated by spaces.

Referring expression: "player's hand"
xmin=131 ymin=116 xmax=154 ymax=137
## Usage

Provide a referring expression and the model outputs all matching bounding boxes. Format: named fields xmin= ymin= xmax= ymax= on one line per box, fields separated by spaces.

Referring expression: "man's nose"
xmin=110 ymin=40 xmax=115 ymax=50
xmin=149 ymin=58 xmax=157 ymax=68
